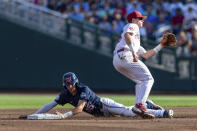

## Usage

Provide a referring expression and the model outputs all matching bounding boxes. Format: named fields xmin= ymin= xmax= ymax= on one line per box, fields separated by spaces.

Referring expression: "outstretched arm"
xmin=19 ymin=100 xmax=58 ymax=119
xmin=34 ymin=100 xmax=58 ymax=114
xmin=140 ymin=44 xmax=164 ymax=60
xmin=24 ymin=100 xmax=86 ymax=120
xmin=140 ymin=32 xmax=176 ymax=60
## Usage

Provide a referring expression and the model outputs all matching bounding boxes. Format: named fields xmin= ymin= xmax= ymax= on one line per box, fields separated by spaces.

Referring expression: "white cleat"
xmin=163 ymin=109 xmax=174 ymax=118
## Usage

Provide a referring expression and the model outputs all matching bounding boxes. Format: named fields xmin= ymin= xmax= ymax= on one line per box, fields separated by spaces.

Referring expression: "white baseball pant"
xmin=100 ymin=98 xmax=164 ymax=117
xmin=113 ymin=50 xmax=154 ymax=104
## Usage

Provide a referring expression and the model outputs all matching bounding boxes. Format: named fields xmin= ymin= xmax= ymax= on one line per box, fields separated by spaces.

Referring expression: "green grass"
xmin=104 ymin=95 xmax=197 ymax=107
xmin=0 ymin=94 xmax=197 ymax=109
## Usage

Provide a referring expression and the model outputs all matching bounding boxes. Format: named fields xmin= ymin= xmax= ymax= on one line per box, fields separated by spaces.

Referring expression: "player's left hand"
xmin=161 ymin=32 xmax=177 ymax=47
xmin=55 ymin=111 xmax=64 ymax=119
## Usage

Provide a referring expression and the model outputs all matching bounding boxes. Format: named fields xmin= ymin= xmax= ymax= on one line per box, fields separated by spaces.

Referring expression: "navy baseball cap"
xmin=63 ymin=72 xmax=79 ymax=87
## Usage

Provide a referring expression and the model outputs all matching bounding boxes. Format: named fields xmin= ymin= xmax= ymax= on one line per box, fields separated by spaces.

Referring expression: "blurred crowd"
xmin=26 ymin=0 xmax=197 ymax=57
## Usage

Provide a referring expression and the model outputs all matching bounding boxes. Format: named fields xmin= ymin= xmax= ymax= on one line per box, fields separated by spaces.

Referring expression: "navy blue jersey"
xmin=55 ymin=83 xmax=104 ymax=116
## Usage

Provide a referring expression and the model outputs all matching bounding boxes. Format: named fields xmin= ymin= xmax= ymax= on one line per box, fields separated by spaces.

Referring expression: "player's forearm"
xmin=34 ymin=100 xmax=57 ymax=114
xmin=124 ymin=33 xmax=135 ymax=52
xmin=57 ymin=100 xmax=86 ymax=119
xmin=72 ymin=105 xmax=84 ymax=115
xmin=141 ymin=44 xmax=164 ymax=59
xmin=56 ymin=105 xmax=83 ymax=119
xmin=124 ymin=33 xmax=133 ymax=46
xmin=124 ymin=32 xmax=137 ymax=59
xmin=140 ymin=49 xmax=156 ymax=59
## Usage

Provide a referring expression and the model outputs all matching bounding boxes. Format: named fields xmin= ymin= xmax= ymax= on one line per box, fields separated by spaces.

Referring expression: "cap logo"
xmin=66 ymin=77 xmax=72 ymax=82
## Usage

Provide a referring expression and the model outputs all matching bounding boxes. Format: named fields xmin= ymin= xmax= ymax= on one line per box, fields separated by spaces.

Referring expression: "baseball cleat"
xmin=163 ymin=109 xmax=174 ymax=118
xmin=146 ymin=99 xmax=164 ymax=110
xmin=142 ymin=112 xmax=155 ymax=119
xmin=19 ymin=115 xmax=27 ymax=119
xmin=132 ymin=104 xmax=155 ymax=119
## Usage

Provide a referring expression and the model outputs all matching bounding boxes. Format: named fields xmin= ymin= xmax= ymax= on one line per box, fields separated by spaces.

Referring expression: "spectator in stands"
xmin=98 ymin=15 xmax=112 ymax=31
xmin=68 ymin=7 xmax=84 ymax=21
xmin=145 ymin=4 xmax=158 ymax=25
xmin=113 ymin=1 xmax=127 ymax=20
xmin=47 ymin=0 xmax=58 ymax=11
xmin=83 ymin=11 xmax=90 ymax=22
xmin=183 ymin=0 xmax=197 ymax=13
xmin=176 ymin=30 xmax=192 ymax=57
xmin=88 ymin=16 xmax=96 ymax=25
xmin=162 ymin=0 xmax=171 ymax=12
xmin=96 ymin=6 xmax=107 ymax=20
xmin=190 ymin=25 xmax=197 ymax=56
xmin=170 ymin=0 xmax=184 ymax=15
xmin=112 ymin=13 xmax=125 ymax=33
xmin=126 ymin=0 xmax=144 ymax=15
xmin=152 ymin=0 xmax=164 ymax=12
xmin=183 ymin=6 xmax=197 ymax=29
xmin=34 ymin=0 xmax=47 ymax=6
xmin=88 ymin=10 xmax=99 ymax=24
xmin=82 ymin=0 xmax=90 ymax=12
xmin=171 ymin=8 xmax=184 ymax=35
xmin=56 ymin=0 xmax=69 ymax=13
xmin=72 ymin=0 xmax=81 ymax=12
xmin=26 ymin=0 xmax=197 ymax=49
xmin=154 ymin=12 xmax=171 ymax=41
xmin=61 ymin=4 xmax=72 ymax=18
xmin=164 ymin=10 xmax=172 ymax=25
xmin=144 ymin=5 xmax=158 ymax=39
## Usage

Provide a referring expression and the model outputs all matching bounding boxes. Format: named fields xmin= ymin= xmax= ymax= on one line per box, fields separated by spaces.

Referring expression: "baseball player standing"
xmin=113 ymin=11 xmax=167 ymax=118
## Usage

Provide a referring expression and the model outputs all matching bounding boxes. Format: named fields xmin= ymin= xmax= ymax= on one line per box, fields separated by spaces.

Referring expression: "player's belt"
xmin=117 ymin=48 xmax=130 ymax=53
xmin=117 ymin=48 xmax=124 ymax=53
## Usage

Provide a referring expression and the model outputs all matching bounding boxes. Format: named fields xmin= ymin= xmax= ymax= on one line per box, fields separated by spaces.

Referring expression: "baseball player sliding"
xmin=113 ymin=11 xmax=176 ymax=118
xmin=20 ymin=72 xmax=173 ymax=120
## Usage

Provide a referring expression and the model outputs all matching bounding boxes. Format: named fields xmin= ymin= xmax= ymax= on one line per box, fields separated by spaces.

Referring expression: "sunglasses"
xmin=136 ymin=17 xmax=143 ymax=20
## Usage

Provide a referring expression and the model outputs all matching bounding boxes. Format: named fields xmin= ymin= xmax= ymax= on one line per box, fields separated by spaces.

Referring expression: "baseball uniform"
xmin=113 ymin=23 xmax=154 ymax=105
xmin=33 ymin=83 xmax=166 ymax=118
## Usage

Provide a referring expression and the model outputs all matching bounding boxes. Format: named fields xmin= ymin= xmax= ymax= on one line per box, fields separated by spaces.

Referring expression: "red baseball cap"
xmin=127 ymin=11 xmax=147 ymax=21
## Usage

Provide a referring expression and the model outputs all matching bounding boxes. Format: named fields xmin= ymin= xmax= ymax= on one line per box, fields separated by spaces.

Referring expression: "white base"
xmin=27 ymin=114 xmax=61 ymax=120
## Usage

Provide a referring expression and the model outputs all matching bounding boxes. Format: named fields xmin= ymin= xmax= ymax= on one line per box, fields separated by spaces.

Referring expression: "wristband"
xmin=128 ymin=44 xmax=134 ymax=52
xmin=153 ymin=44 xmax=162 ymax=53
xmin=63 ymin=111 xmax=73 ymax=118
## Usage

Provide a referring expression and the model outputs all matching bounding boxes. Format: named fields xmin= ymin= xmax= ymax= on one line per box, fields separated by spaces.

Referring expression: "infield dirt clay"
xmin=0 ymin=107 xmax=197 ymax=131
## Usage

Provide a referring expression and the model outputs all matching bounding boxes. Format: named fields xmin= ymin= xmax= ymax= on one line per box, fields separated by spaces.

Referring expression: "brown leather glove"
xmin=161 ymin=33 xmax=177 ymax=46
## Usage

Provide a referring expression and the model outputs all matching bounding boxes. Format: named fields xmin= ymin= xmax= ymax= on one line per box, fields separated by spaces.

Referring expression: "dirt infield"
xmin=0 ymin=107 xmax=197 ymax=131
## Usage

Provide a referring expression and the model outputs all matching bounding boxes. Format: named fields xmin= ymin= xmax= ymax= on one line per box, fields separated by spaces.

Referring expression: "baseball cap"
xmin=63 ymin=72 xmax=79 ymax=87
xmin=127 ymin=11 xmax=147 ymax=21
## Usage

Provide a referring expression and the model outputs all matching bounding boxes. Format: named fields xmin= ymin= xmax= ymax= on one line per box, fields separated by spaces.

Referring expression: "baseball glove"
xmin=161 ymin=33 xmax=177 ymax=46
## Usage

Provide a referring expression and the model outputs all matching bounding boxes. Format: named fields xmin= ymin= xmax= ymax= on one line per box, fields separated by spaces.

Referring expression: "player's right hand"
xmin=132 ymin=52 xmax=138 ymax=62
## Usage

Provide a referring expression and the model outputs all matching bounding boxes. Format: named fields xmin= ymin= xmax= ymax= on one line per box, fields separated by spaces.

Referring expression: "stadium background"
xmin=0 ymin=0 xmax=196 ymax=92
